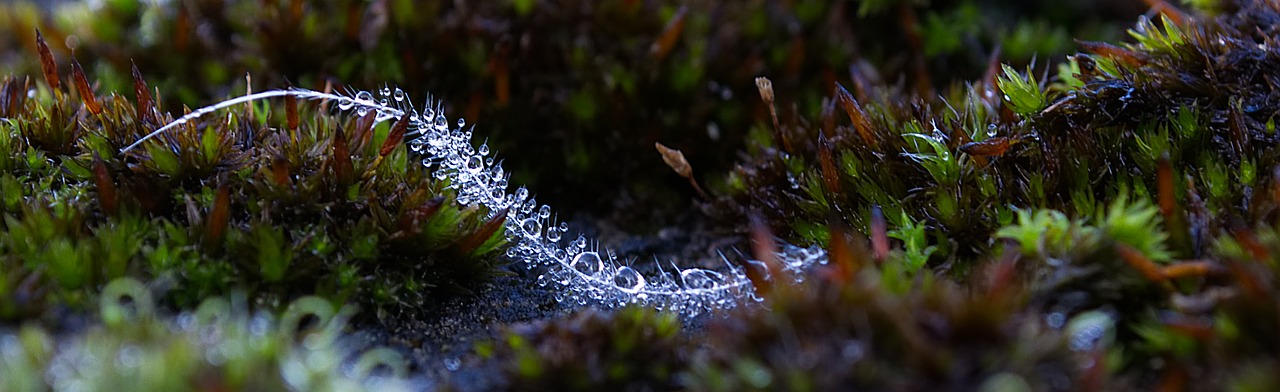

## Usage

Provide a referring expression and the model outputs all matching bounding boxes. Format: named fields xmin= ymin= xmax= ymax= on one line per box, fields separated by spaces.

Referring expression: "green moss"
xmin=3 ymin=0 xmax=1280 ymax=390
xmin=0 ymin=278 xmax=419 ymax=391
xmin=475 ymin=307 xmax=689 ymax=391
xmin=0 ymin=41 xmax=509 ymax=324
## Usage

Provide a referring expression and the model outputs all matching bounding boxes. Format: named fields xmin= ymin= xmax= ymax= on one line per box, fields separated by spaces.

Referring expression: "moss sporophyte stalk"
xmin=123 ymin=85 xmax=833 ymax=317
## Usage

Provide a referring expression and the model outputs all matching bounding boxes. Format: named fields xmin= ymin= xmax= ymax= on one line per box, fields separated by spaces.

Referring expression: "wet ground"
xmin=352 ymin=205 xmax=734 ymax=389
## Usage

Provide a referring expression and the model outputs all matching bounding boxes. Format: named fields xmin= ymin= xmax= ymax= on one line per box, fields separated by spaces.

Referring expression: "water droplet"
xmin=680 ymin=269 xmax=723 ymax=290
xmin=433 ymin=170 xmax=448 ymax=180
xmin=380 ymin=87 xmax=391 ymax=97
xmin=465 ymin=156 xmax=484 ymax=173
xmin=478 ymin=144 xmax=489 ymax=156
xmin=521 ymin=218 xmax=542 ymax=237
xmin=547 ymin=228 xmax=562 ymax=243
xmin=393 ymin=88 xmax=406 ymax=102
xmin=538 ymin=205 xmax=551 ymax=219
xmin=456 ymin=118 xmax=466 ymax=129
xmin=559 ymin=222 xmax=569 ymax=232
xmin=356 ymin=106 xmax=369 ymax=116
xmin=337 ymin=97 xmax=354 ymax=110
xmin=356 ymin=90 xmax=374 ymax=102
xmin=986 ymin=124 xmax=998 ymax=138
xmin=570 ymin=252 xmax=603 ymax=276
xmin=613 ymin=267 xmax=646 ymax=293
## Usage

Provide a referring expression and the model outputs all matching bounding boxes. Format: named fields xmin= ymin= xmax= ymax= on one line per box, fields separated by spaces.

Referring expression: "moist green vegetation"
xmin=0 ymin=278 xmax=418 ymax=391
xmin=3 ymin=0 xmax=1280 ymax=391
xmin=475 ymin=307 xmax=689 ymax=391
xmin=721 ymin=0 xmax=1277 ymax=268
xmin=0 ymin=37 xmax=508 ymax=325
xmin=478 ymin=0 xmax=1280 ymax=390
xmin=0 ymin=0 xmax=1135 ymax=220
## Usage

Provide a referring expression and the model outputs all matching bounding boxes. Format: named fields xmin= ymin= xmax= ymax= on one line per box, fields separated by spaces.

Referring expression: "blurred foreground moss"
xmin=0 ymin=278 xmax=419 ymax=391
xmin=474 ymin=307 xmax=689 ymax=391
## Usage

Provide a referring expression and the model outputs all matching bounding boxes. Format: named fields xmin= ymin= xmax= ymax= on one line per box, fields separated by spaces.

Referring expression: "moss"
xmin=473 ymin=307 xmax=689 ymax=391
xmin=684 ymin=259 xmax=1081 ymax=391
xmin=460 ymin=0 xmax=1280 ymax=389
xmin=0 ymin=278 xmax=420 ymax=391
xmin=4 ymin=0 xmax=1280 ymax=390
xmin=720 ymin=0 xmax=1278 ymax=274
xmin=0 ymin=0 xmax=1137 ymax=224
xmin=0 ymin=37 xmax=508 ymax=325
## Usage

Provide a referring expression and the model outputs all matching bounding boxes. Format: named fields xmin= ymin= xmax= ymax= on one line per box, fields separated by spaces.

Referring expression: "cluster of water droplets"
xmin=357 ymin=87 xmax=828 ymax=317
xmin=152 ymin=86 xmax=832 ymax=317
xmin=339 ymin=87 xmax=829 ymax=316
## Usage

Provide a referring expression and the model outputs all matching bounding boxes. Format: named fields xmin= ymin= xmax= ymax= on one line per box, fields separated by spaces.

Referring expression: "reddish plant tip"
xmin=958 ymin=136 xmax=1012 ymax=157
xmin=207 ymin=181 xmax=231 ymax=245
xmin=91 ymin=156 xmax=118 ymax=216
xmin=351 ymin=109 xmax=377 ymax=149
xmin=834 ymin=82 xmax=877 ymax=148
xmin=1115 ymin=243 xmax=1168 ymax=285
xmin=820 ymin=95 xmax=837 ymax=138
xmin=131 ymin=61 xmax=154 ymax=124
xmin=870 ymin=205 xmax=889 ymax=262
xmin=1228 ymin=227 xmax=1271 ymax=262
xmin=0 ymin=78 xmax=27 ymax=117
xmin=746 ymin=213 xmax=782 ymax=295
xmin=1078 ymin=41 xmax=1147 ymax=69
xmin=455 ymin=207 xmax=507 ymax=255
xmin=825 ymin=217 xmax=860 ymax=283
xmin=331 ymin=128 xmax=354 ymax=186
xmin=1141 ymin=0 xmax=1189 ymax=26
xmin=285 ymin=94 xmax=299 ymax=133
xmin=649 ymin=5 xmax=687 ymax=61
xmin=381 ymin=114 xmax=410 ymax=157
xmin=35 ymin=29 xmax=60 ymax=92
xmin=1160 ymin=260 xmax=1223 ymax=280
xmin=817 ymin=132 xmax=840 ymax=194
xmin=398 ymin=196 xmax=446 ymax=235
xmin=1228 ymin=101 xmax=1250 ymax=157
xmin=70 ymin=58 xmax=101 ymax=115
